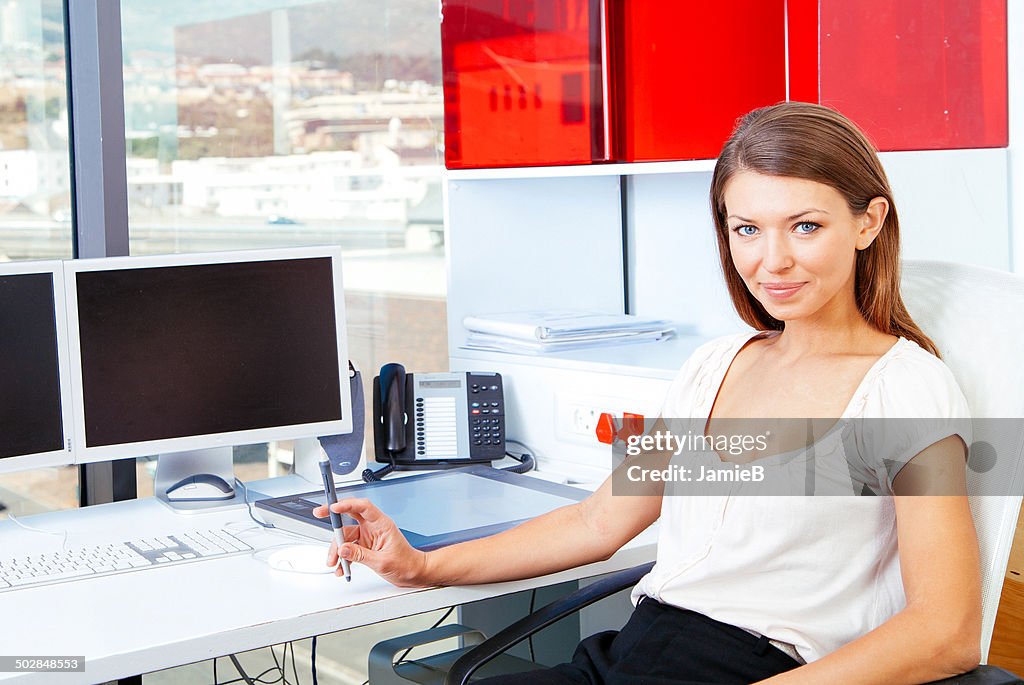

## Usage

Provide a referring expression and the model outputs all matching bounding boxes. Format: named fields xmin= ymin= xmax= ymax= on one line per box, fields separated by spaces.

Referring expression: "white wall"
xmin=1009 ymin=0 xmax=1023 ymax=273
xmin=445 ymin=175 xmax=626 ymax=355
xmin=882 ymin=149 xmax=1010 ymax=270
xmin=626 ymin=172 xmax=742 ymax=337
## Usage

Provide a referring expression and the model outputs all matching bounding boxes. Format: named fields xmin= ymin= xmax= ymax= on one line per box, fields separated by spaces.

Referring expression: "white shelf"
xmin=444 ymin=158 xmax=717 ymax=181
xmin=451 ymin=332 xmax=714 ymax=379
xmin=443 ymin=149 xmax=985 ymax=182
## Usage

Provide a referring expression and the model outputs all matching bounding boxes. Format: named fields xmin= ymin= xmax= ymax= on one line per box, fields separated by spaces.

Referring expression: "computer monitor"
xmin=63 ymin=246 xmax=352 ymax=509
xmin=0 ymin=260 xmax=74 ymax=475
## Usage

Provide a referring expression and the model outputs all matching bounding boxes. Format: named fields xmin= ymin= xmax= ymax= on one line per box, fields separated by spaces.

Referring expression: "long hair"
xmin=709 ymin=102 xmax=939 ymax=356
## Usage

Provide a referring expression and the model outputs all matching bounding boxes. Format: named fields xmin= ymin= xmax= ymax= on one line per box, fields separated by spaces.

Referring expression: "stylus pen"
xmin=319 ymin=456 xmax=352 ymax=582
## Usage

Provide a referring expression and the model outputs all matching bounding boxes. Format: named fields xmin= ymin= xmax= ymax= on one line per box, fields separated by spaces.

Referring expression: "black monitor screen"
xmin=0 ymin=272 xmax=64 ymax=459
xmin=76 ymin=257 xmax=343 ymax=448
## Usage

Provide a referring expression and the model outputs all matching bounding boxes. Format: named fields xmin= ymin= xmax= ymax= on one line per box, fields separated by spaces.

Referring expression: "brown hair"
xmin=709 ymin=102 xmax=939 ymax=356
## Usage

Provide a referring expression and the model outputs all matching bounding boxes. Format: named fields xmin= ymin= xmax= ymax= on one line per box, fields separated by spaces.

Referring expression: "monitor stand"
xmin=292 ymin=438 xmax=328 ymax=486
xmin=154 ymin=447 xmax=246 ymax=513
xmin=292 ymin=437 xmax=367 ymax=486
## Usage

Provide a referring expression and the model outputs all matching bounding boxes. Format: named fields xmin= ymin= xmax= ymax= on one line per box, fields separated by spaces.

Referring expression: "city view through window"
xmin=0 ymin=0 xmax=70 ymax=261
xmin=1 ymin=2 xmax=452 ymax=680
xmin=121 ymin=0 xmax=445 ymax=257
xmin=0 ymin=1 xmax=75 ymax=521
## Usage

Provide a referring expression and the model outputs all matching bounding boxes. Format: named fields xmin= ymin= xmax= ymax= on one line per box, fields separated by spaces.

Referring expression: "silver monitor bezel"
xmin=64 ymin=246 xmax=353 ymax=463
xmin=0 ymin=260 xmax=75 ymax=475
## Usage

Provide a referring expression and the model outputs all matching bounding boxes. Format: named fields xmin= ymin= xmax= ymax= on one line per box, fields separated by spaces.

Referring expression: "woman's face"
xmin=722 ymin=171 xmax=886 ymax=325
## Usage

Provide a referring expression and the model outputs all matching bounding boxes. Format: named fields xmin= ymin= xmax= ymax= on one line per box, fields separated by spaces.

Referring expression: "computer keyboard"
xmin=0 ymin=528 xmax=253 ymax=592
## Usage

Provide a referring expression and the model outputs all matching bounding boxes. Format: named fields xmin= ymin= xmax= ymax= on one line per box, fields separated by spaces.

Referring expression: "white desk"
xmin=0 ymin=484 xmax=657 ymax=684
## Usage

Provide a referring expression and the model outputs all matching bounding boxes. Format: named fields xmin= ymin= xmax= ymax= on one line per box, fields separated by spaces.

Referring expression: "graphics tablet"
xmin=254 ymin=465 xmax=589 ymax=550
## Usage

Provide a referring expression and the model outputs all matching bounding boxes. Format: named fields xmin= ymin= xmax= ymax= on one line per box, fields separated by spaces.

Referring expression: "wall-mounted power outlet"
xmin=555 ymin=393 xmax=656 ymax=446
xmin=571 ymin=403 xmax=601 ymax=437
xmin=555 ymin=395 xmax=604 ymax=444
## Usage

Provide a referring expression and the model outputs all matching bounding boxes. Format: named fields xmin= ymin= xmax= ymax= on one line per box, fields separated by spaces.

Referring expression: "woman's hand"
xmin=312 ymin=498 xmax=430 ymax=587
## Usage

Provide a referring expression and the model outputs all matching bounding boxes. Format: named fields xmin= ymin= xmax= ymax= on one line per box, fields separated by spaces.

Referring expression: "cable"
xmin=218 ymin=664 xmax=286 ymax=685
xmin=502 ymin=439 xmax=536 ymax=474
xmin=528 ymin=588 xmax=537 ymax=664
xmin=234 ymin=477 xmax=277 ymax=529
xmin=501 ymin=451 xmax=534 ymax=474
xmin=364 ymin=440 xmax=536 ymax=482
xmin=229 ymin=479 xmax=337 ymax=554
xmin=216 ymin=651 xmax=290 ymax=685
xmin=393 ymin=605 xmax=456 ymax=667
xmin=311 ymin=636 xmax=318 ymax=685
xmin=290 ymin=641 xmax=300 ymax=685
xmin=6 ymin=511 xmax=69 ymax=549
xmin=270 ymin=644 xmax=288 ymax=685
xmin=362 ymin=450 xmax=397 ymax=482
xmin=229 ymin=654 xmax=257 ymax=685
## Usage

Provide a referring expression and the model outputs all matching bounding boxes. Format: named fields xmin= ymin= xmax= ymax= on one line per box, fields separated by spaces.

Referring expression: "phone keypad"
xmin=468 ymin=374 xmax=504 ymax=456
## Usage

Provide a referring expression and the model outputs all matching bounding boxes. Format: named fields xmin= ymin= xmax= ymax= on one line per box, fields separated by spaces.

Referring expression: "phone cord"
xmin=362 ymin=452 xmax=397 ymax=482
xmin=502 ymin=452 xmax=535 ymax=474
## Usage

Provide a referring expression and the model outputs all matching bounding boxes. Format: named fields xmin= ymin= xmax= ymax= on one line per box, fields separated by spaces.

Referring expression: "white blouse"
xmin=631 ymin=332 xmax=972 ymax=663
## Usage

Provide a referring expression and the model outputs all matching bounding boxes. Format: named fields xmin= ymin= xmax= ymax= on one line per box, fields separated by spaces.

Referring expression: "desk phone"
xmin=373 ymin=364 xmax=505 ymax=468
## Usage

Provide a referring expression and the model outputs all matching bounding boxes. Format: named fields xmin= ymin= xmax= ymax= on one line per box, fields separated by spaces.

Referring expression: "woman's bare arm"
xmin=756 ymin=435 xmax=981 ymax=684
xmin=422 ymin=459 xmax=664 ymax=585
xmin=314 ymin=443 xmax=670 ymax=588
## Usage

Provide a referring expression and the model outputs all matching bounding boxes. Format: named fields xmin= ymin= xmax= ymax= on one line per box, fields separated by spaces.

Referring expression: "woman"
xmin=314 ymin=102 xmax=981 ymax=684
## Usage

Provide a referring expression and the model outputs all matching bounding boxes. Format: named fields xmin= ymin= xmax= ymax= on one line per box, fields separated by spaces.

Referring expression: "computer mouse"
xmin=266 ymin=544 xmax=336 ymax=574
xmin=165 ymin=473 xmax=234 ymax=501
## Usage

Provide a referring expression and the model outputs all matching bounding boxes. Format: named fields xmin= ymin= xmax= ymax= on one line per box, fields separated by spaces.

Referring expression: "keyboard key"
xmin=10 ymin=568 xmax=92 ymax=586
xmin=0 ymin=527 xmax=250 ymax=593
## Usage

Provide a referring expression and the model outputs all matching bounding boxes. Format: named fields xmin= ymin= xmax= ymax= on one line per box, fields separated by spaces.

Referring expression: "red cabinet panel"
xmin=441 ymin=2 xmax=1008 ymax=169
xmin=610 ymin=1 xmax=787 ymax=162
xmin=790 ymin=0 xmax=1007 ymax=151
xmin=441 ymin=0 xmax=609 ymax=169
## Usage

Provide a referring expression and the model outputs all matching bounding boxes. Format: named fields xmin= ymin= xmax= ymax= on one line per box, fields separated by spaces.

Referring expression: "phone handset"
xmin=364 ymin=362 xmax=407 ymax=481
xmin=379 ymin=362 xmax=408 ymax=453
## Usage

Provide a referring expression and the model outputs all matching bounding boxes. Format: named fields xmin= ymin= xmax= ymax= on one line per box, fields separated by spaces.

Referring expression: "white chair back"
xmin=901 ymin=259 xmax=1024 ymax=659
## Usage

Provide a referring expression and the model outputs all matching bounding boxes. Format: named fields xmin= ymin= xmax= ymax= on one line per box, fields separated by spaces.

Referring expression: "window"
xmin=0 ymin=0 xmax=76 ymax=519
xmin=120 ymin=3 xmax=451 ymax=680
xmin=121 ymin=0 xmax=448 ymax=490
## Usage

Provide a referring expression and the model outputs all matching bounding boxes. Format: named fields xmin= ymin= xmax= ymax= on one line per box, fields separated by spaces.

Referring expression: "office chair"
xmin=373 ymin=260 xmax=1024 ymax=685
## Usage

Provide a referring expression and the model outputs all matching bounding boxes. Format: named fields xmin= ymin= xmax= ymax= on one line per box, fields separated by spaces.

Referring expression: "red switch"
xmin=622 ymin=412 xmax=645 ymax=441
xmin=595 ymin=412 xmax=616 ymax=444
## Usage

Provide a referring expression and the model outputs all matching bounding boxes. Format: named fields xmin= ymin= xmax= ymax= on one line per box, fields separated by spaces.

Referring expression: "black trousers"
xmin=475 ymin=598 xmax=801 ymax=685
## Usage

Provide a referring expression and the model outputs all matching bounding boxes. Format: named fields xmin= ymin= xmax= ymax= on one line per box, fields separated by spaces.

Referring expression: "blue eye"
xmin=794 ymin=222 xmax=820 ymax=234
xmin=733 ymin=225 xmax=758 ymax=237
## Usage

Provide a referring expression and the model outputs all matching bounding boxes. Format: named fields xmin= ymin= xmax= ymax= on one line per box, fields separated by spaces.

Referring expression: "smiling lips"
xmin=761 ymin=282 xmax=806 ymax=299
